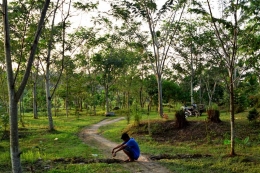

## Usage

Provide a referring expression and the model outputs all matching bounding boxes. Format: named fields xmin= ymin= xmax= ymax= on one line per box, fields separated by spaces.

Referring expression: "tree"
xmin=42 ymin=0 xmax=71 ymax=130
xmin=64 ymin=25 xmax=101 ymax=115
xmin=32 ymin=60 xmax=40 ymax=119
xmin=111 ymin=0 xmax=187 ymax=117
xmin=92 ymin=47 xmax=130 ymax=113
xmin=192 ymin=0 xmax=254 ymax=156
xmin=1 ymin=0 xmax=50 ymax=172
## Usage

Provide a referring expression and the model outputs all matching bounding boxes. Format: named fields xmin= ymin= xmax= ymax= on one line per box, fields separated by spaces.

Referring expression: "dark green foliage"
xmin=234 ymin=92 xmax=248 ymax=113
xmin=162 ymin=80 xmax=182 ymax=103
xmin=248 ymin=94 xmax=260 ymax=108
xmin=143 ymin=75 xmax=157 ymax=102
xmin=247 ymin=108 xmax=259 ymax=122
xmin=0 ymin=113 xmax=9 ymax=140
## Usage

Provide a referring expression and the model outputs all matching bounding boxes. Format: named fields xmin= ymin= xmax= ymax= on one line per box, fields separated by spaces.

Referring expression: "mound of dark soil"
xmin=126 ymin=120 xmax=231 ymax=143
xmin=23 ymin=157 xmax=123 ymax=172
xmin=150 ymin=153 xmax=212 ymax=160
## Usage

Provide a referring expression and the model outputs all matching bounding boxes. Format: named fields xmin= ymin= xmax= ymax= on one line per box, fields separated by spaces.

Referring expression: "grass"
xmin=1 ymin=108 xmax=260 ymax=172
xmin=99 ymin=110 xmax=260 ymax=173
xmin=0 ymin=110 xmax=127 ymax=173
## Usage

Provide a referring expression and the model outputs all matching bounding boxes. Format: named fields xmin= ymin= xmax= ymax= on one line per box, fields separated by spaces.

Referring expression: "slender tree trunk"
xmin=229 ymin=72 xmax=235 ymax=155
xmin=65 ymin=97 xmax=69 ymax=116
xmin=44 ymin=0 xmax=62 ymax=130
xmin=200 ymin=75 xmax=202 ymax=104
xmin=139 ymin=86 xmax=143 ymax=108
xmin=66 ymin=72 xmax=69 ymax=117
xmin=33 ymin=86 xmax=38 ymax=119
xmin=156 ymin=73 xmax=163 ymax=117
xmin=33 ymin=73 xmax=38 ymax=119
xmin=105 ymin=84 xmax=109 ymax=113
xmin=54 ymin=96 xmax=57 ymax=117
xmin=190 ymin=48 xmax=194 ymax=105
xmin=45 ymin=67 xmax=54 ymax=130
xmin=19 ymin=93 xmax=24 ymax=126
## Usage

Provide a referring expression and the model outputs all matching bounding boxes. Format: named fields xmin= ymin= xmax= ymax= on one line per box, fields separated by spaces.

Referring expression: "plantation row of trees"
xmin=0 ymin=0 xmax=260 ymax=172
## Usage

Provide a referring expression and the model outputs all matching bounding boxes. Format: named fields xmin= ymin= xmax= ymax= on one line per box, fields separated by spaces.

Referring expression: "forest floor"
xmin=79 ymin=117 xmax=173 ymax=173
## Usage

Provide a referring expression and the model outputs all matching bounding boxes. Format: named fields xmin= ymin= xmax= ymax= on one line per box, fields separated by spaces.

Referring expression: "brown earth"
xmin=127 ymin=119 xmax=231 ymax=144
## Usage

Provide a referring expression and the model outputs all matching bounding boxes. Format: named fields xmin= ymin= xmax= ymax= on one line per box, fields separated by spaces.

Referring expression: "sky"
xmin=66 ymin=0 xmax=222 ymax=33
xmin=67 ymin=0 xmax=169 ymax=31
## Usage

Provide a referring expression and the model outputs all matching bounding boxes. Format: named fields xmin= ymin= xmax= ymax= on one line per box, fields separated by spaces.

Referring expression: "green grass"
xmin=1 ymin=108 xmax=260 ymax=173
xmin=99 ymin=110 xmax=260 ymax=173
xmin=0 ymin=110 xmax=128 ymax=173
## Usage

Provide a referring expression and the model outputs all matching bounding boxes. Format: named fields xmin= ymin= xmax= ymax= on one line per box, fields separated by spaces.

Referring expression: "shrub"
xmin=0 ymin=114 xmax=9 ymax=140
xmin=207 ymin=103 xmax=219 ymax=110
xmin=234 ymin=104 xmax=245 ymax=114
xmin=247 ymin=108 xmax=259 ymax=122
xmin=249 ymin=94 xmax=260 ymax=108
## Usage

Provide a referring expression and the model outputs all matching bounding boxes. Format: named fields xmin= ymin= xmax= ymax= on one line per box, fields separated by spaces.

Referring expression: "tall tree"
xmin=192 ymin=0 xmax=254 ymax=156
xmin=1 ymin=0 xmax=50 ymax=172
xmin=111 ymin=0 xmax=187 ymax=117
xmin=42 ymin=0 xmax=71 ymax=130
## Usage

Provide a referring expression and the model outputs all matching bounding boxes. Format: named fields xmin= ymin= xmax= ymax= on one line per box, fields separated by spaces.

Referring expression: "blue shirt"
xmin=124 ymin=138 xmax=140 ymax=160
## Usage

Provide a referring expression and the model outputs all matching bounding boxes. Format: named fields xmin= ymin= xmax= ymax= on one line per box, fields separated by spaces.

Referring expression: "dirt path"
xmin=79 ymin=117 xmax=173 ymax=173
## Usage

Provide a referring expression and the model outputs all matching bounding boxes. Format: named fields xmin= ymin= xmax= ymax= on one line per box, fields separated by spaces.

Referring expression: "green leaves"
xmin=224 ymin=137 xmax=250 ymax=146
xmin=73 ymin=2 xmax=98 ymax=11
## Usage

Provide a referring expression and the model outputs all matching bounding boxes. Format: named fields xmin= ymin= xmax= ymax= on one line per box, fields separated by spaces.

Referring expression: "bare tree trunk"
xmin=190 ymin=49 xmax=194 ymax=105
xmin=9 ymin=94 xmax=22 ymax=173
xmin=229 ymin=72 xmax=235 ymax=155
xmin=105 ymin=84 xmax=109 ymax=113
xmin=44 ymin=0 xmax=71 ymax=127
xmin=19 ymin=93 xmax=25 ymax=127
xmin=54 ymin=96 xmax=58 ymax=117
xmin=44 ymin=0 xmax=62 ymax=131
xmin=45 ymin=68 xmax=54 ymax=130
xmin=66 ymin=76 xmax=69 ymax=117
xmin=33 ymin=73 xmax=38 ymax=119
xmin=157 ymin=73 xmax=163 ymax=117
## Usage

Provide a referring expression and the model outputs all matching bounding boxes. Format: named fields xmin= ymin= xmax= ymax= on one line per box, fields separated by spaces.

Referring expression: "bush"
xmin=248 ymin=94 xmax=260 ymax=108
xmin=0 ymin=114 xmax=9 ymax=140
xmin=207 ymin=103 xmax=219 ymax=110
xmin=235 ymin=104 xmax=245 ymax=114
xmin=247 ymin=108 xmax=259 ymax=122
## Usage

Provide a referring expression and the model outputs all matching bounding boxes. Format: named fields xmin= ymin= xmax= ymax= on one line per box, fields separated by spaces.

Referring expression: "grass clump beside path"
xmin=99 ymin=110 xmax=260 ymax=173
xmin=0 ymin=112 xmax=128 ymax=173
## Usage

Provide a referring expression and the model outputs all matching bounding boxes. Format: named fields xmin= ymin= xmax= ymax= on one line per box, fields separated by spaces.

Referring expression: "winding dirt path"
xmin=79 ymin=117 xmax=173 ymax=173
